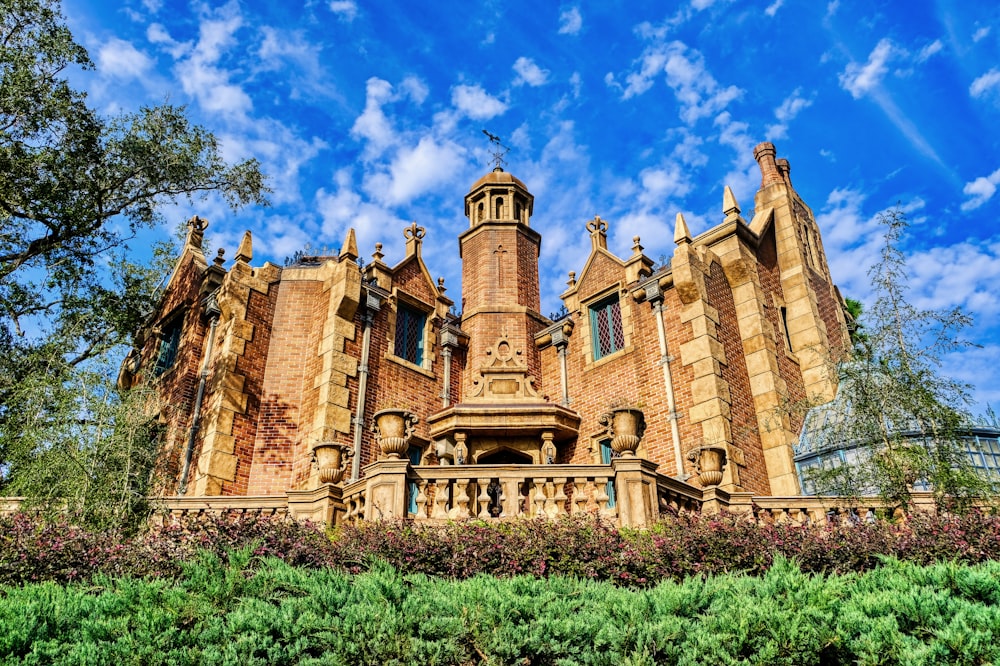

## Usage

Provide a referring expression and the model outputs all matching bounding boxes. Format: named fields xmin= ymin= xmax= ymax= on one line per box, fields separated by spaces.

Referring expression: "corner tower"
xmin=458 ymin=167 xmax=546 ymax=398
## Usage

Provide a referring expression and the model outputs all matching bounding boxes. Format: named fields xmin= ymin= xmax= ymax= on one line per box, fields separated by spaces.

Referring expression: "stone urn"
xmin=693 ymin=447 xmax=726 ymax=487
xmin=600 ymin=407 xmax=646 ymax=457
xmin=372 ymin=408 xmax=418 ymax=459
xmin=312 ymin=442 xmax=351 ymax=484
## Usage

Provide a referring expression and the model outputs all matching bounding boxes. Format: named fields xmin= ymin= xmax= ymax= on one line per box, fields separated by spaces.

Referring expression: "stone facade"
xmin=129 ymin=141 xmax=849 ymax=504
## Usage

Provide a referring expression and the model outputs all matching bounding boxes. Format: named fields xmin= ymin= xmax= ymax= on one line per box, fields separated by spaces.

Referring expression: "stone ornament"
xmin=600 ymin=406 xmax=646 ymax=457
xmin=687 ymin=446 xmax=727 ymax=487
xmin=311 ymin=441 xmax=352 ymax=484
xmin=373 ymin=408 xmax=418 ymax=459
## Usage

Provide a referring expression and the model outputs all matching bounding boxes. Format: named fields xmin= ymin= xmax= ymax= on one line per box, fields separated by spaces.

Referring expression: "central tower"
xmin=458 ymin=167 xmax=546 ymax=398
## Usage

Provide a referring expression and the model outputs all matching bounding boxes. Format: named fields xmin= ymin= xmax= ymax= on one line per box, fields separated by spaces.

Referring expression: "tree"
xmin=0 ymin=0 xmax=267 ymax=521
xmin=801 ymin=208 xmax=990 ymax=510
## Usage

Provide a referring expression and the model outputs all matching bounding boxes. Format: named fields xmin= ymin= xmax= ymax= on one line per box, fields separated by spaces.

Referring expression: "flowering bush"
xmin=0 ymin=511 xmax=336 ymax=586
xmin=4 ymin=508 xmax=1000 ymax=586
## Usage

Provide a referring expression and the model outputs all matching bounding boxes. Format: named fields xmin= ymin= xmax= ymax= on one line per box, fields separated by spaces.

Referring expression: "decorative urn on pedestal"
xmin=599 ymin=405 xmax=646 ymax=457
xmin=372 ymin=408 xmax=418 ymax=459
xmin=311 ymin=442 xmax=352 ymax=484
xmin=688 ymin=446 xmax=727 ymax=487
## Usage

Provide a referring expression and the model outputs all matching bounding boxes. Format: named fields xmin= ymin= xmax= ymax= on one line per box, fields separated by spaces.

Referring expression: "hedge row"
xmin=3 ymin=553 xmax=999 ymax=665
xmin=4 ymin=510 xmax=1000 ymax=587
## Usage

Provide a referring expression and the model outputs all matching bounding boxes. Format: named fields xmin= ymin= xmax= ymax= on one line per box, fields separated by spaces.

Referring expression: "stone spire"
xmin=339 ymin=227 xmax=358 ymax=262
xmin=234 ymin=231 xmax=253 ymax=264
xmin=723 ymin=186 xmax=741 ymax=220
xmin=674 ymin=212 xmax=692 ymax=245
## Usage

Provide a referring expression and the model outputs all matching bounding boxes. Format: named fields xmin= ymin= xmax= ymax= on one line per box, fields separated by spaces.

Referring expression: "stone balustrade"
xmin=409 ymin=464 xmax=620 ymax=521
xmin=3 ymin=469 xmax=975 ymax=530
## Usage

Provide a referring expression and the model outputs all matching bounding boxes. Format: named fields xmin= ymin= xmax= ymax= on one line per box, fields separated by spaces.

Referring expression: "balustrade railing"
xmin=409 ymin=465 xmax=619 ymax=521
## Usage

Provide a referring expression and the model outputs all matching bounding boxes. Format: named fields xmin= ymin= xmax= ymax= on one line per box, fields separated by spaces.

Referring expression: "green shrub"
xmin=3 ymin=556 xmax=1000 ymax=665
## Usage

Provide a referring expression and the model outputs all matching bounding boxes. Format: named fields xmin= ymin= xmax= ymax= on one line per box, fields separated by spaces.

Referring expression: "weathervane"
xmin=481 ymin=129 xmax=510 ymax=171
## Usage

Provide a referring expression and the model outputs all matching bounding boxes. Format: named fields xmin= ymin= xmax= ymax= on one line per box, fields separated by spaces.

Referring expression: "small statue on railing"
xmin=311 ymin=441 xmax=352 ymax=484
xmin=372 ymin=407 xmax=418 ymax=459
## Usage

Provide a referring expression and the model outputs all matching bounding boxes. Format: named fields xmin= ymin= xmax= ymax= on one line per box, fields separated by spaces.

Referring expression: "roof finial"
xmin=234 ymin=230 xmax=253 ymax=263
xmin=723 ymin=186 xmax=741 ymax=219
xmin=482 ymin=129 xmax=510 ymax=171
xmin=674 ymin=212 xmax=692 ymax=245
xmin=340 ymin=228 xmax=358 ymax=262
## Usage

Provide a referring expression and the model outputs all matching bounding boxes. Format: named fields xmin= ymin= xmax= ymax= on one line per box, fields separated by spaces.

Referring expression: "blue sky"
xmin=64 ymin=0 xmax=1000 ymax=410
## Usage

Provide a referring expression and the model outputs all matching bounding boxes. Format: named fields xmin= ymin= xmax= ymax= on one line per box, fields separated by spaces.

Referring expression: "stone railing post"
xmin=611 ymin=457 xmax=660 ymax=527
xmin=361 ymin=458 xmax=410 ymax=521
xmin=286 ymin=484 xmax=345 ymax=526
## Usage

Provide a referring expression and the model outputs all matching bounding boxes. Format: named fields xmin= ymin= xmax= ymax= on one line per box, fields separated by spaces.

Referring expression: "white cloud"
xmin=766 ymin=88 xmax=813 ymax=140
xmin=451 ymin=84 xmax=508 ymax=120
xmin=399 ymin=76 xmax=429 ymax=104
xmin=839 ymin=38 xmax=894 ymax=99
xmin=971 ymin=68 xmax=1000 ymax=99
xmin=317 ymin=170 xmax=408 ymax=259
xmin=512 ymin=57 xmax=550 ymax=87
xmin=973 ymin=26 xmax=991 ymax=42
xmin=961 ymin=168 xmax=1000 ymax=211
xmin=614 ymin=41 xmax=742 ymax=124
xmin=916 ymin=39 xmax=943 ymax=62
xmin=97 ymin=37 xmax=153 ymax=80
xmin=173 ymin=2 xmax=252 ymax=117
xmin=329 ymin=0 xmax=358 ymax=21
xmin=351 ymin=77 xmax=397 ymax=157
xmin=765 ymin=0 xmax=784 ymax=17
xmin=364 ymin=136 xmax=466 ymax=207
xmin=558 ymin=7 xmax=582 ymax=35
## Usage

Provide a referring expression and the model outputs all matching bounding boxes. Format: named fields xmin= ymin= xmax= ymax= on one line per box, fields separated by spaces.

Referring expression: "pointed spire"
xmin=674 ymin=212 xmax=692 ymax=245
xmin=723 ymin=186 xmax=741 ymax=219
xmin=234 ymin=230 xmax=253 ymax=263
xmin=339 ymin=227 xmax=358 ymax=262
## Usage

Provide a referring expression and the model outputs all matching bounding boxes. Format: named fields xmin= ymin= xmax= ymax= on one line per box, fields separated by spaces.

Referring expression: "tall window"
xmin=589 ymin=294 xmax=624 ymax=360
xmin=394 ymin=303 xmax=426 ymax=366
xmin=599 ymin=440 xmax=617 ymax=508
xmin=154 ymin=318 xmax=183 ymax=377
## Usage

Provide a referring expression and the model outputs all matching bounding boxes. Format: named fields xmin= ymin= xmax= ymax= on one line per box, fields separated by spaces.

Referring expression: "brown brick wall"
xmin=757 ymin=226 xmax=806 ymax=440
xmin=247 ymin=278 xmax=319 ymax=495
xmin=141 ymin=251 xmax=207 ymax=492
xmin=221 ymin=283 xmax=277 ymax=495
xmin=705 ymin=262 xmax=771 ymax=495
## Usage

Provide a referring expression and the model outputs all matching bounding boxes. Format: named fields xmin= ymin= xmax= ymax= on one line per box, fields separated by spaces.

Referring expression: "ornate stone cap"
xmin=469 ymin=168 xmax=529 ymax=192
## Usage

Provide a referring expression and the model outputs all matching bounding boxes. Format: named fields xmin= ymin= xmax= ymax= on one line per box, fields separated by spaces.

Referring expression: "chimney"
xmin=753 ymin=142 xmax=783 ymax=188
xmin=775 ymin=158 xmax=793 ymax=188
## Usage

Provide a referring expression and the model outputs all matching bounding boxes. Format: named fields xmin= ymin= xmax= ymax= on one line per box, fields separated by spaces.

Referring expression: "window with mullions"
xmin=154 ymin=318 xmax=183 ymax=377
xmin=589 ymin=294 xmax=625 ymax=360
xmin=394 ymin=302 xmax=426 ymax=366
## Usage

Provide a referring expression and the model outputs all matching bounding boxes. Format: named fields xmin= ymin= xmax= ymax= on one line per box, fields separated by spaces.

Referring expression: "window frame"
xmin=588 ymin=293 xmax=625 ymax=361
xmin=153 ymin=314 xmax=184 ymax=377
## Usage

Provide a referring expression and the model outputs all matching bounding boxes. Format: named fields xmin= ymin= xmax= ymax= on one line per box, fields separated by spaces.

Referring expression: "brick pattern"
xmin=221 ymin=284 xmax=276 ymax=494
xmin=143 ymin=151 xmax=850 ymax=501
xmin=247 ymin=280 xmax=319 ymax=495
xmin=139 ymin=250 xmax=208 ymax=492
xmin=706 ymin=262 xmax=771 ymax=495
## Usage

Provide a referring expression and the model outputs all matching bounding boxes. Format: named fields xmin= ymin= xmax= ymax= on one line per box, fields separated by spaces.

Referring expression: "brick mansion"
xmin=123 ymin=141 xmax=851 ymax=524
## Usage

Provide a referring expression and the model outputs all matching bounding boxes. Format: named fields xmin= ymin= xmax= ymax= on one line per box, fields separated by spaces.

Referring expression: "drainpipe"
xmin=645 ymin=282 xmax=684 ymax=478
xmin=178 ymin=295 xmax=221 ymax=495
xmin=350 ymin=286 xmax=385 ymax=482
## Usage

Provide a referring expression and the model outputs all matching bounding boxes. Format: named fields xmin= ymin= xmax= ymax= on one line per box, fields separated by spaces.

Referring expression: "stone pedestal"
xmin=360 ymin=458 xmax=410 ymax=521
xmin=611 ymin=457 xmax=661 ymax=527
xmin=287 ymin=484 xmax=345 ymax=525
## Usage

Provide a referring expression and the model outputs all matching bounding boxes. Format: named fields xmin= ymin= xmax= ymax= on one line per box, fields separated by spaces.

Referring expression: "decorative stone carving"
xmin=311 ymin=442 xmax=352 ymax=484
xmin=687 ymin=446 xmax=728 ymax=487
xmin=600 ymin=407 xmax=646 ymax=457
xmin=469 ymin=332 xmax=540 ymax=401
xmin=372 ymin=408 xmax=418 ymax=459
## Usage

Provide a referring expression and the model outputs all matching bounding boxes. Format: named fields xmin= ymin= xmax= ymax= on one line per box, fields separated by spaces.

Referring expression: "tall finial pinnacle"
xmin=482 ymin=129 xmax=510 ymax=171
